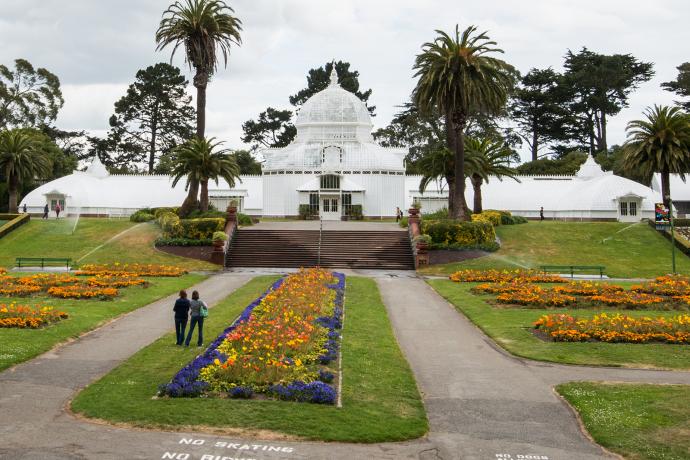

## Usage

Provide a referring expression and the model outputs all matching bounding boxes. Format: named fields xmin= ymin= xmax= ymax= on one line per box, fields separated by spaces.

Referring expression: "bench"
xmin=539 ymin=265 xmax=605 ymax=279
xmin=15 ymin=257 xmax=72 ymax=270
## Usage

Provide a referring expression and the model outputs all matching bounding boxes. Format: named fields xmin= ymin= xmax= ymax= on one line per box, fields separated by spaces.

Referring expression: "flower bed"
xmin=496 ymin=286 xmax=577 ymax=307
xmin=590 ymin=291 xmax=664 ymax=308
xmin=0 ymin=304 xmax=68 ymax=328
xmin=534 ymin=313 xmax=690 ymax=344
xmin=46 ymin=285 xmax=118 ymax=300
xmin=75 ymin=263 xmax=186 ymax=277
xmin=554 ymin=281 xmax=624 ymax=297
xmin=450 ymin=269 xmax=566 ymax=284
xmin=85 ymin=275 xmax=149 ymax=288
xmin=471 ymin=282 xmax=526 ymax=294
xmin=632 ymin=275 xmax=690 ymax=297
xmin=159 ymin=268 xmax=345 ymax=404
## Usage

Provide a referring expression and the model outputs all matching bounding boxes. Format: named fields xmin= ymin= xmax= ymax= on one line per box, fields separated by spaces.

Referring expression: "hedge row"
xmin=157 ymin=212 xmax=224 ymax=240
xmin=421 ymin=219 xmax=497 ymax=250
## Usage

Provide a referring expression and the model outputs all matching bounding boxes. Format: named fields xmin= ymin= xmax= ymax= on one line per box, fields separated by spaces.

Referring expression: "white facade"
xmin=20 ymin=70 xmax=665 ymax=222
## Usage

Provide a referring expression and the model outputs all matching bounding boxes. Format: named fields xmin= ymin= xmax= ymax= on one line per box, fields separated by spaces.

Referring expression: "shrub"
xmin=413 ymin=234 xmax=432 ymax=244
xmin=130 ymin=210 xmax=155 ymax=222
xmin=512 ymin=215 xmax=528 ymax=224
xmin=154 ymin=237 xmax=213 ymax=247
xmin=421 ymin=220 xmax=496 ymax=250
xmin=422 ymin=207 xmax=449 ymax=220
xmin=298 ymin=204 xmax=314 ymax=220
xmin=237 ymin=212 xmax=253 ymax=226
xmin=176 ymin=218 xmax=225 ymax=240
xmin=153 ymin=207 xmax=179 ymax=218
xmin=348 ymin=204 xmax=363 ymax=220
xmin=399 ymin=216 xmax=408 ymax=228
xmin=212 ymin=231 xmax=228 ymax=241
xmin=471 ymin=210 xmax=503 ymax=226
xmin=187 ymin=209 xmax=225 ymax=218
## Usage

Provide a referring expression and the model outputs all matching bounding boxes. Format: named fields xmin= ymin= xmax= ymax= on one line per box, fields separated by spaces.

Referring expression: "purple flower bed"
xmin=158 ymin=272 xmax=346 ymax=405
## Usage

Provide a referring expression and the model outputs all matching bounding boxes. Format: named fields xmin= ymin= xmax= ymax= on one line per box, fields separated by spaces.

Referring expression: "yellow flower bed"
xmin=450 ymin=269 xmax=566 ymax=284
xmin=75 ymin=263 xmax=187 ymax=277
xmin=0 ymin=303 xmax=68 ymax=328
xmin=534 ymin=313 xmax=690 ymax=344
xmin=47 ymin=285 xmax=118 ymax=299
xmin=496 ymin=286 xmax=576 ymax=307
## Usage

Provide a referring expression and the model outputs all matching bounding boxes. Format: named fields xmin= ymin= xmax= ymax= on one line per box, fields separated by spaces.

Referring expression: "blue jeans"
xmin=185 ymin=316 xmax=204 ymax=346
xmin=175 ymin=317 xmax=188 ymax=345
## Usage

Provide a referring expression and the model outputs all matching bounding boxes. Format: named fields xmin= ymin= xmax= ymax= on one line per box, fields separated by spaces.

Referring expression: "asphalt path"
xmin=1 ymin=271 xmax=688 ymax=460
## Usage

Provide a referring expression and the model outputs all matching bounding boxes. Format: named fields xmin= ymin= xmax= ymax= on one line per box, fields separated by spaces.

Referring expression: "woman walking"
xmin=185 ymin=290 xmax=207 ymax=347
xmin=173 ymin=290 xmax=190 ymax=346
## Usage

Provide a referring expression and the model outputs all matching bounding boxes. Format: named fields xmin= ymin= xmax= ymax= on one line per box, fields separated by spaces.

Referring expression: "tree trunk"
xmin=193 ymin=69 xmax=208 ymax=139
xmin=148 ymin=106 xmax=158 ymax=174
xmin=471 ymin=174 xmax=483 ymax=214
xmin=531 ymin=119 xmax=539 ymax=162
xmin=8 ymin=173 xmax=18 ymax=213
xmin=600 ymin=111 xmax=607 ymax=153
xmin=199 ymin=179 xmax=209 ymax=212
xmin=446 ymin=177 xmax=455 ymax=215
xmin=179 ymin=179 xmax=199 ymax=217
xmin=449 ymin=110 xmax=471 ymax=221
xmin=661 ymin=167 xmax=671 ymax=210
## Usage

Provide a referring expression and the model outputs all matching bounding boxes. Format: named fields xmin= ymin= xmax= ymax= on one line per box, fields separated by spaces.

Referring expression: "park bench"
xmin=15 ymin=257 xmax=72 ymax=270
xmin=539 ymin=265 xmax=605 ymax=279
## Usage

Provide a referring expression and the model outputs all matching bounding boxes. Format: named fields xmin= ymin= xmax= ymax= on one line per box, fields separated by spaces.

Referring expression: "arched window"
xmin=320 ymin=174 xmax=340 ymax=189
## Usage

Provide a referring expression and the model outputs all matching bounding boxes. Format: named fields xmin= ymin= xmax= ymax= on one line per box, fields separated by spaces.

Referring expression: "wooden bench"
xmin=16 ymin=257 xmax=72 ymax=270
xmin=539 ymin=265 xmax=605 ymax=279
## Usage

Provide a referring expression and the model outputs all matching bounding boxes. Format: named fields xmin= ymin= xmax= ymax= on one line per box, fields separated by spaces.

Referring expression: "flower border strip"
xmin=159 ymin=277 xmax=285 ymax=397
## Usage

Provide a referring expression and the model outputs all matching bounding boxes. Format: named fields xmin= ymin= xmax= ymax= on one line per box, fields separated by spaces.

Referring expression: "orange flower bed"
xmin=496 ymin=286 xmax=576 ymax=307
xmin=534 ymin=313 xmax=690 ymax=344
xmin=471 ymin=282 xmax=525 ymax=294
xmin=590 ymin=291 xmax=665 ymax=307
xmin=85 ymin=275 xmax=149 ymax=288
xmin=16 ymin=273 xmax=80 ymax=287
xmin=554 ymin=281 xmax=624 ymax=297
xmin=47 ymin=285 xmax=118 ymax=300
xmin=450 ymin=269 xmax=566 ymax=284
xmin=0 ymin=304 xmax=68 ymax=328
xmin=75 ymin=263 xmax=187 ymax=277
xmin=0 ymin=283 xmax=42 ymax=296
xmin=0 ymin=268 xmax=7 ymax=275
xmin=632 ymin=275 xmax=690 ymax=297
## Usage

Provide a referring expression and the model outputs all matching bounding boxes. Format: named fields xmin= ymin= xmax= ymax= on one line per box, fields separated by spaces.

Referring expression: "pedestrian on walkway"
xmin=539 ymin=206 xmax=544 ymax=221
xmin=55 ymin=203 xmax=61 ymax=219
xmin=42 ymin=204 xmax=49 ymax=219
xmin=173 ymin=290 xmax=190 ymax=346
xmin=184 ymin=290 xmax=208 ymax=347
xmin=22 ymin=203 xmax=27 ymax=213
xmin=395 ymin=207 xmax=401 ymax=222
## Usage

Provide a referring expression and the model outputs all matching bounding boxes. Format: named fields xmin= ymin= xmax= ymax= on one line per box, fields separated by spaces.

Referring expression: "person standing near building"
xmin=173 ymin=290 xmax=191 ymax=346
xmin=43 ymin=204 xmax=49 ymax=219
xmin=395 ymin=207 xmax=401 ymax=222
xmin=22 ymin=203 xmax=27 ymax=213
xmin=55 ymin=202 xmax=61 ymax=219
xmin=540 ymin=206 xmax=544 ymax=221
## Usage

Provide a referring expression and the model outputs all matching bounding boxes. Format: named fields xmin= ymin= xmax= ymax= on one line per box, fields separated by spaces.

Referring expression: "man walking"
xmin=42 ymin=204 xmax=49 ymax=219
xmin=540 ymin=206 xmax=544 ymax=221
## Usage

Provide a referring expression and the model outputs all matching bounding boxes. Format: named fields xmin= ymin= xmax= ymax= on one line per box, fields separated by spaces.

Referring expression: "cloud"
xmin=0 ymin=0 xmax=688 ymax=162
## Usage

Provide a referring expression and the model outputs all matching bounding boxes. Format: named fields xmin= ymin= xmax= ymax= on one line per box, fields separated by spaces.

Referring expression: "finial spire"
xmin=328 ymin=63 xmax=338 ymax=87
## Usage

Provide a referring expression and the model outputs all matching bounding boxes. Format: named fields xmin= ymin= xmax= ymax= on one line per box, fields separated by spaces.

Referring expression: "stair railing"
xmin=317 ymin=216 xmax=323 ymax=267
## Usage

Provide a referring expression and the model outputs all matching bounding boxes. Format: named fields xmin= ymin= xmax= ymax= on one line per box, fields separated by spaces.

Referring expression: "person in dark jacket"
xmin=43 ymin=204 xmax=49 ymax=219
xmin=173 ymin=290 xmax=191 ymax=345
xmin=184 ymin=290 xmax=207 ymax=347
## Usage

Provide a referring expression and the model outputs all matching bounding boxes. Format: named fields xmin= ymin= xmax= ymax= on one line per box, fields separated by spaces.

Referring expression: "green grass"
xmin=419 ymin=221 xmax=690 ymax=278
xmin=0 ymin=218 xmax=217 ymax=270
xmin=71 ymin=276 xmax=428 ymax=442
xmin=558 ymin=382 xmax=690 ymax=460
xmin=0 ymin=273 xmax=206 ymax=371
xmin=428 ymin=279 xmax=690 ymax=369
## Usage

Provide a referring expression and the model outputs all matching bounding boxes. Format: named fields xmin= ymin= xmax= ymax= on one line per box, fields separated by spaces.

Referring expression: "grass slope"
xmin=420 ymin=221 xmax=690 ymax=278
xmin=558 ymin=382 xmax=690 ymax=460
xmin=0 ymin=218 xmax=217 ymax=270
xmin=428 ymin=279 xmax=690 ymax=369
xmin=71 ymin=276 xmax=428 ymax=442
xmin=0 ymin=273 xmax=206 ymax=371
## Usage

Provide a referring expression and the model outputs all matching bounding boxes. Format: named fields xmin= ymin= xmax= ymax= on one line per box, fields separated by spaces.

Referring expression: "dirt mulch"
xmin=156 ymin=245 xmax=220 ymax=265
xmin=428 ymin=249 xmax=490 ymax=265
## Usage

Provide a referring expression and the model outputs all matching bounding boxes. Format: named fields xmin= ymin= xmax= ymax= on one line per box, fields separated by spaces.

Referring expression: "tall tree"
xmin=464 ymin=137 xmax=519 ymax=214
xmin=231 ymin=149 xmax=261 ymax=174
xmin=107 ymin=63 xmax=195 ymax=174
xmin=170 ymin=137 xmax=241 ymax=212
xmin=562 ymin=48 xmax=654 ymax=154
xmin=509 ymin=68 xmax=573 ymax=161
xmin=0 ymin=58 xmax=64 ymax=130
xmin=516 ymin=151 xmax=587 ymax=175
xmin=623 ymin=105 xmax=690 ymax=209
xmin=413 ymin=25 xmax=514 ymax=221
xmin=661 ymin=63 xmax=690 ymax=111
xmin=242 ymin=60 xmax=374 ymax=149
xmin=0 ymin=130 xmax=52 ymax=212
xmin=156 ymin=0 xmax=242 ymax=139
xmin=156 ymin=0 xmax=242 ymax=215
xmin=240 ymin=107 xmax=295 ymax=151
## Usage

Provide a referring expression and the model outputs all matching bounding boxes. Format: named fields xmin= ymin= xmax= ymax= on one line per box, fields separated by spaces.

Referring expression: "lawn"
xmin=419 ymin=221 xmax=690 ymax=278
xmin=0 ymin=218 xmax=217 ymax=270
xmin=0 ymin=273 xmax=206 ymax=371
xmin=557 ymin=382 xmax=690 ymax=460
xmin=71 ymin=276 xmax=428 ymax=442
xmin=428 ymin=279 xmax=690 ymax=369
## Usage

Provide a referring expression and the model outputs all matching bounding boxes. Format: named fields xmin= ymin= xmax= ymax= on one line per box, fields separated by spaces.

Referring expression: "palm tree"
xmin=170 ymin=137 xmax=240 ymax=213
xmin=465 ymin=137 xmax=520 ymax=214
xmin=623 ymin=105 xmax=690 ymax=209
xmin=156 ymin=0 xmax=242 ymax=139
xmin=413 ymin=25 xmax=514 ymax=221
xmin=0 ymin=130 xmax=51 ymax=213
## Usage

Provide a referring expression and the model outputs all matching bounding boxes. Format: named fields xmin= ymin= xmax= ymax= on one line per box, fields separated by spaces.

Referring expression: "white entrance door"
xmin=320 ymin=196 xmax=340 ymax=221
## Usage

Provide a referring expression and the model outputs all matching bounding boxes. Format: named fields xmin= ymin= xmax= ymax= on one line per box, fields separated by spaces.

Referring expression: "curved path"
xmin=1 ymin=272 xmax=689 ymax=460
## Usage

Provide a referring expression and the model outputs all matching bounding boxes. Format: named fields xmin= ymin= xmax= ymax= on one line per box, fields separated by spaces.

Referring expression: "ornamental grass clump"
xmin=159 ymin=268 xmax=345 ymax=404
xmin=0 ymin=304 xmax=68 ymax=328
xmin=534 ymin=313 xmax=690 ymax=344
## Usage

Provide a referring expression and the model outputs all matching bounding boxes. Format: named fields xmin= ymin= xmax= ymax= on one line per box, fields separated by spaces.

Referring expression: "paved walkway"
xmin=1 ymin=272 xmax=689 ymax=460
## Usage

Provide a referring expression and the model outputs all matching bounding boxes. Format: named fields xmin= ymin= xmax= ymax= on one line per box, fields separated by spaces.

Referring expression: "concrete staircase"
xmin=225 ymin=229 xmax=415 ymax=270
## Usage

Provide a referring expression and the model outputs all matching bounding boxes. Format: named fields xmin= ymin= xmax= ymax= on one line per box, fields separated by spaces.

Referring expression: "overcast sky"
xmin=1 ymin=0 xmax=687 ymax=162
